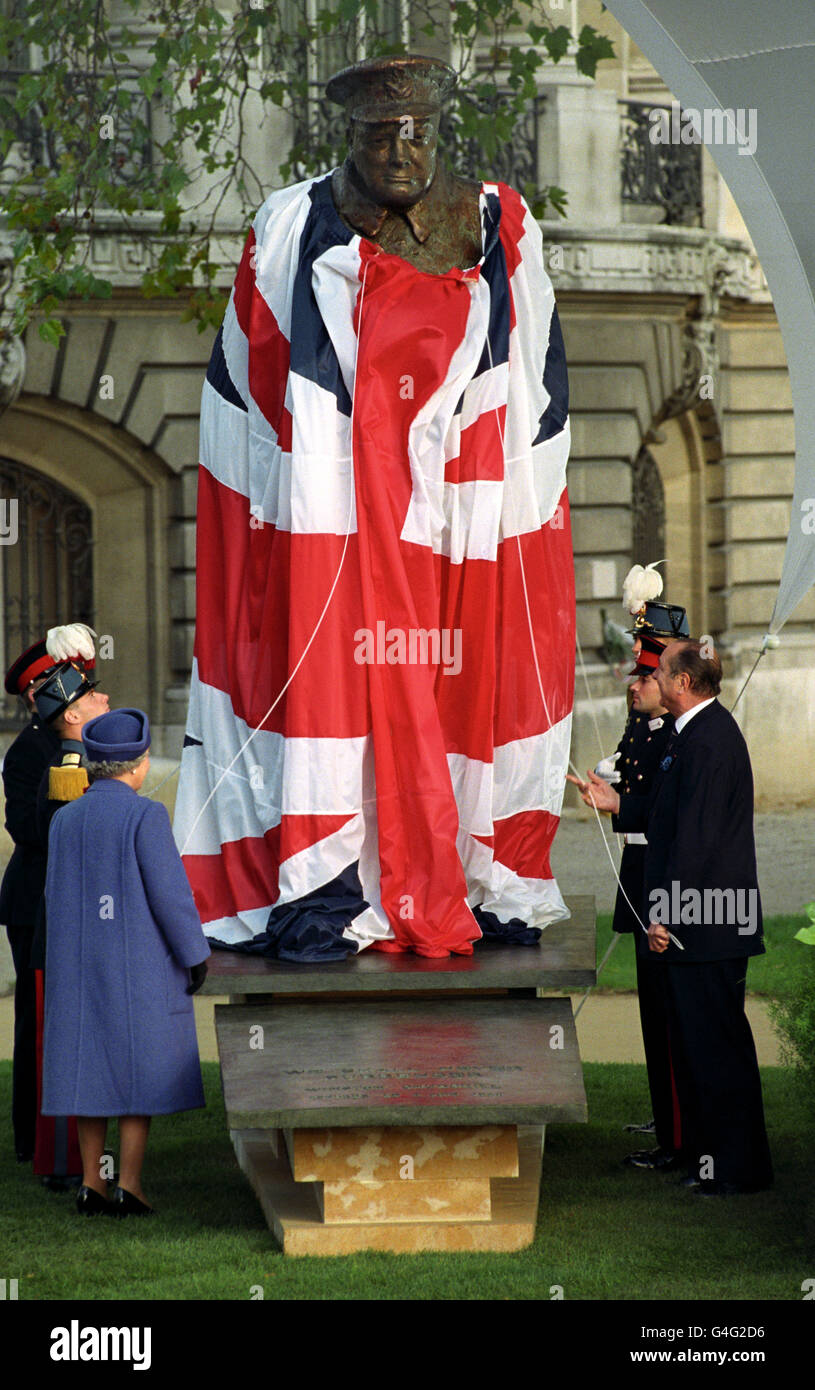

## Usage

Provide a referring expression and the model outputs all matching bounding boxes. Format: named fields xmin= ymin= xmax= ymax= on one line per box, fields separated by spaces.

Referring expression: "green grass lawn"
xmin=1 ymin=1061 xmax=811 ymax=1301
xmin=591 ymin=913 xmax=808 ymax=996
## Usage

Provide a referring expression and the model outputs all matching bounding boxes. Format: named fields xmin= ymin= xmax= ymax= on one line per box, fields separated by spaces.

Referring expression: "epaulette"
xmin=48 ymin=751 xmax=88 ymax=802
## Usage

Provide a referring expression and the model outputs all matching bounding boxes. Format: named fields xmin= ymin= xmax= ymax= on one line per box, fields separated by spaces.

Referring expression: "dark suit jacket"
xmin=615 ymin=699 xmax=764 ymax=962
xmin=0 ymin=716 xmax=61 ymax=927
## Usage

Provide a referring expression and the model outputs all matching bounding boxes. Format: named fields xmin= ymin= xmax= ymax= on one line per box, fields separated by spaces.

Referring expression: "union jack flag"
xmin=174 ymin=172 xmax=575 ymax=959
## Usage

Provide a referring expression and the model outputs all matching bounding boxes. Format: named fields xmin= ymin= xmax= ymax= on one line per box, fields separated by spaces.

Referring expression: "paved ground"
xmin=0 ymin=806 xmax=805 ymax=1064
xmin=0 ymin=988 xmax=783 ymax=1066
xmin=550 ymin=805 xmax=815 ymax=916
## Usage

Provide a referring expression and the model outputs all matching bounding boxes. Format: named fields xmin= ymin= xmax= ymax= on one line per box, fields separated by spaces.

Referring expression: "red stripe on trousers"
xmin=33 ymin=969 xmax=81 ymax=1178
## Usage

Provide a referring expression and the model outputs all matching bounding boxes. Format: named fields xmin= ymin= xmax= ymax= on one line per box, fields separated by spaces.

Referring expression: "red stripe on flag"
xmin=249 ymin=287 xmax=290 ymax=437
xmin=195 ymin=468 xmax=369 ymax=738
xmin=444 ymin=406 xmax=506 ymax=483
xmin=185 ymin=815 xmax=355 ymax=925
xmin=233 ymin=230 xmax=255 ymax=338
xmin=232 ymin=228 xmax=293 ymax=441
xmin=473 ymin=808 xmax=559 ymax=880
xmin=493 ymin=487 xmax=575 ymax=745
xmin=496 ymin=182 xmax=525 ymax=281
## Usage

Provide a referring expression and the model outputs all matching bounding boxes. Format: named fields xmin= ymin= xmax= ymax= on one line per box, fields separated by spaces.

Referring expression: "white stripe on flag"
xmin=446 ymin=713 xmax=573 ymax=835
xmin=174 ymin=664 xmax=370 ymax=855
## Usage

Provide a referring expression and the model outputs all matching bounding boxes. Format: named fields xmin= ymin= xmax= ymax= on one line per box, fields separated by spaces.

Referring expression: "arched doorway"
xmin=0 ymin=394 xmax=172 ymax=728
xmin=0 ymin=457 xmax=94 ymax=726
xmin=634 ymin=401 xmax=720 ymax=636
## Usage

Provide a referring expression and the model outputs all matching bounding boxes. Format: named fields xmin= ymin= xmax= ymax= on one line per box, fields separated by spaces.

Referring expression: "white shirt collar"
xmin=674 ymin=696 xmax=716 ymax=735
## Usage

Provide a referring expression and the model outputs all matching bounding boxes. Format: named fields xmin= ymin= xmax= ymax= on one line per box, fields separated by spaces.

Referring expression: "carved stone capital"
xmin=0 ymin=329 xmax=26 ymax=413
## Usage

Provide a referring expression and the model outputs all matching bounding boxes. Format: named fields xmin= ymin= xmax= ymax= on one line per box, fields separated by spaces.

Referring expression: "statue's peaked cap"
xmin=325 ymin=53 xmax=457 ymax=121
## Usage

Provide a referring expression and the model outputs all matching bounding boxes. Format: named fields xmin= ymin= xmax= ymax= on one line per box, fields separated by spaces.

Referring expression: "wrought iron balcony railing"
xmin=619 ymin=99 xmax=703 ymax=226
xmin=0 ymin=67 xmax=153 ymax=185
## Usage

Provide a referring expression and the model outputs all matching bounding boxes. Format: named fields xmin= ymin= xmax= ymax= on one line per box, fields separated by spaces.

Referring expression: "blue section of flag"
xmin=533 ymin=305 xmax=569 ymax=444
xmin=206 ymin=325 xmax=247 ymax=412
xmin=289 ymin=178 xmax=355 ymax=417
xmin=474 ymin=192 xmax=511 ymax=378
xmin=208 ymin=862 xmax=367 ymax=962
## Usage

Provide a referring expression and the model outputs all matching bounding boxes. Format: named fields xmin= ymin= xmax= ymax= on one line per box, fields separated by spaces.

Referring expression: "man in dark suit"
xmin=574 ymin=638 xmax=772 ymax=1196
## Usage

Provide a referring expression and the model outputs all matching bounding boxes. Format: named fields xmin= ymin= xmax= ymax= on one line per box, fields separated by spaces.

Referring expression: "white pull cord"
xmin=482 ymin=326 xmax=683 ymax=956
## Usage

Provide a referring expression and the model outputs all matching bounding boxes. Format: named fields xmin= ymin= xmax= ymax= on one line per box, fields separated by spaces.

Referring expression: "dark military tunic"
xmin=609 ymin=706 xmax=680 ymax=1155
xmin=610 ymin=707 xmax=673 ymax=943
xmin=0 ymin=714 xmax=60 ymax=1158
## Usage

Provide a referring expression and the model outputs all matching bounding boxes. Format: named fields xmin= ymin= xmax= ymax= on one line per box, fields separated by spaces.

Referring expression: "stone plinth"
xmin=231 ymin=1125 xmax=546 ymax=1256
xmin=286 ymin=1125 xmax=519 ymax=1182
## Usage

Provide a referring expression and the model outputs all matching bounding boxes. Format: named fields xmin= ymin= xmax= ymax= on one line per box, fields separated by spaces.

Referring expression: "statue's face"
xmin=349 ymin=115 xmax=438 ymax=208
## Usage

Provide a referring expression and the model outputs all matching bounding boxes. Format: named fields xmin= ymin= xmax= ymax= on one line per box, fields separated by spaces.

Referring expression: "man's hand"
xmin=566 ymin=770 xmax=620 ymax=815
xmin=648 ymin=923 xmax=670 ymax=954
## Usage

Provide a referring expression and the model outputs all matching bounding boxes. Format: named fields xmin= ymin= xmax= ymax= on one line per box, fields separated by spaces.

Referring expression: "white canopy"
xmin=606 ymin=0 xmax=815 ymax=632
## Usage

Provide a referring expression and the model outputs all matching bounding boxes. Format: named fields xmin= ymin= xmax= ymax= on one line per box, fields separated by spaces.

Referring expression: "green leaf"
xmin=794 ymin=924 xmax=815 ymax=946
xmin=38 ymin=318 xmax=64 ymax=347
xmin=543 ymin=25 xmax=571 ymax=63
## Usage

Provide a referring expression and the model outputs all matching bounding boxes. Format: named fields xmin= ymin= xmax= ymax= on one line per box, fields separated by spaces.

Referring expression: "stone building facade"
xmin=0 ymin=2 xmax=806 ymax=806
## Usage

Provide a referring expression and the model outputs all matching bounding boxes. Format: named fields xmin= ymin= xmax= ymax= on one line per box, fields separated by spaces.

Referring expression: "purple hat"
xmin=83 ymin=708 xmax=150 ymax=762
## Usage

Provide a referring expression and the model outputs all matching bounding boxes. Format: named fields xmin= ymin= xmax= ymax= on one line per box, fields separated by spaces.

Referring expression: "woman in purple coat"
xmin=42 ymin=708 xmax=210 ymax=1217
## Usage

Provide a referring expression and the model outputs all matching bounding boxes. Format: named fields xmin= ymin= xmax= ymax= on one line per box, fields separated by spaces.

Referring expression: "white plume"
xmin=46 ymin=623 xmax=97 ymax=663
xmin=622 ymin=561 xmax=664 ymax=616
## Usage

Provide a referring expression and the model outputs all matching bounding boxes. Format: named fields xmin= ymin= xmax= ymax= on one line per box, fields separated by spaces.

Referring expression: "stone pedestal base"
xmin=231 ymin=1125 xmax=545 ymax=1256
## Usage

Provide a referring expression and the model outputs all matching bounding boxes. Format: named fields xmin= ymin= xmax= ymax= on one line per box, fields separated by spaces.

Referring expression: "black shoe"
xmin=623 ymin=1118 xmax=656 ymax=1135
xmin=76 ymin=1185 xmax=115 ymax=1216
xmin=623 ymin=1148 xmax=679 ymax=1171
xmin=112 ymin=1186 xmax=155 ymax=1218
xmin=41 ymin=1174 xmax=82 ymax=1193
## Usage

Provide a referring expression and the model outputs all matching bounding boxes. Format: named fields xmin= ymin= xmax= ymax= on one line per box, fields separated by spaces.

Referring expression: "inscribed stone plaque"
xmin=216 ymin=996 xmax=586 ymax=1128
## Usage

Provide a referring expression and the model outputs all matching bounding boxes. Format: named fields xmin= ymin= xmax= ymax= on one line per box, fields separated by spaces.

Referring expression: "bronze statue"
xmin=177 ymin=53 xmax=575 ymax=961
xmin=327 ymin=55 xmax=483 ymax=275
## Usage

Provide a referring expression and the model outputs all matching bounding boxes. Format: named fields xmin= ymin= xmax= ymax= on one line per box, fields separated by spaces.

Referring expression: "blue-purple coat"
xmin=42 ymin=780 xmax=210 ymax=1116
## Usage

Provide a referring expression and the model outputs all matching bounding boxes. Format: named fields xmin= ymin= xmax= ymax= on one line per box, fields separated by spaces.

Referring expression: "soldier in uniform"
xmin=571 ymin=584 xmax=690 ymax=1171
xmin=1 ymin=640 xmax=61 ymax=1161
xmin=30 ymin=659 xmax=109 ymax=1187
xmin=1 ymin=627 xmax=95 ymax=1163
xmin=610 ymin=627 xmax=682 ymax=1169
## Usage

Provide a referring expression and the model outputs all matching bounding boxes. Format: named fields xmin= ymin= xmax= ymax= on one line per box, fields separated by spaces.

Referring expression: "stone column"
xmin=536 ymin=70 xmax=622 ymax=229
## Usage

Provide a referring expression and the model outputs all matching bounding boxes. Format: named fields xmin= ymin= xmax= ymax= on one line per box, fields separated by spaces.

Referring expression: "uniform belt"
xmin=624 ymin=833 xmax=647 ymax=846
